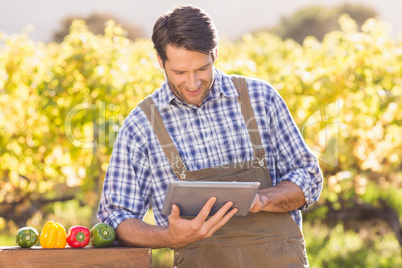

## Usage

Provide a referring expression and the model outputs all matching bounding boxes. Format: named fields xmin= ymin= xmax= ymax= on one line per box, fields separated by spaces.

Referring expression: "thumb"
xmin=170 ymin=204 xmax=181 ymax=219
xmin=249 ymin=194 xmax=260 ymax=213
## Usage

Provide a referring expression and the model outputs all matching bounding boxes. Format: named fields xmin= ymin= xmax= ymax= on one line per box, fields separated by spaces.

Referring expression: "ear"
xmin=213 ymin=48 xmax=218 ymax=62
xmin=156 ymin=54 xmax=164 ymax=69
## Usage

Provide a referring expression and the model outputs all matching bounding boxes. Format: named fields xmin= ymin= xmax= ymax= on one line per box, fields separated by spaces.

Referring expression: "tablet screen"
xmin=161 ymin=181 xmax=260 ymax=217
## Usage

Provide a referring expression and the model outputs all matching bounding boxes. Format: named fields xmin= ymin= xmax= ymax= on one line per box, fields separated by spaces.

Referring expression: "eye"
xmin=198 ymin=63 xmax=211 ymax=71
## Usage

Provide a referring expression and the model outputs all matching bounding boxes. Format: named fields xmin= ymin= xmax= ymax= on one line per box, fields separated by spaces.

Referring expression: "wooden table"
xmin=0 ymin=246 xmax=152 ymax=267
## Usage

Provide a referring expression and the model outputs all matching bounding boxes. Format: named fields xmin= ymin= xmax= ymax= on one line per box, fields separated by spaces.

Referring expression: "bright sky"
xmin=0 ymin=0 xmax=401 ymax=41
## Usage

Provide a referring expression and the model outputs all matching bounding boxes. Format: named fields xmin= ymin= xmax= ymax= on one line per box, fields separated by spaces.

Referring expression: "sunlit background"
xmin=0 ymin=1 xmax=401 ymax=267
xmin=1 ymin=0 xmax=402 ymax=41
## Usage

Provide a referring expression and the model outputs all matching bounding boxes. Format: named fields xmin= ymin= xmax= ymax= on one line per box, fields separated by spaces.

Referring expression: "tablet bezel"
xmin=161 ymin=181 xmax=260 ymax=217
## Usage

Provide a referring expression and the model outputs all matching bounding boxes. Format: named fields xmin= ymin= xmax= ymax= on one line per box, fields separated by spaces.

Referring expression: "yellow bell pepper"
xmin=40 ymin=221 xmax=66 ymax=248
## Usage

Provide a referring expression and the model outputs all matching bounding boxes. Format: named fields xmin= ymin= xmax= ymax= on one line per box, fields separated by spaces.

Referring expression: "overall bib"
xmin=139 ymin=76 xmax=308 ymax=267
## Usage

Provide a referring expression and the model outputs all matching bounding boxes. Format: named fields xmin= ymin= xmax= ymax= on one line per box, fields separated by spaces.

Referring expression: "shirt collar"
xmin=156 ymin=68 xmax=239 ymax=110
xmin=213 ymin=68 xmax=239 ymax=99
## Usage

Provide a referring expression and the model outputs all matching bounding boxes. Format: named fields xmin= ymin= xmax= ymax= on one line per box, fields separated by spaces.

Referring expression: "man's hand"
xmin=249 ymin=180 xmax=306 ymax=213
xmin=116 ymin=197 xmax=237 ymax=249
xmin=249 ymin=193 xmax=266 ymax=213
xmin=166 ymin=197 xmax=238 ymax=248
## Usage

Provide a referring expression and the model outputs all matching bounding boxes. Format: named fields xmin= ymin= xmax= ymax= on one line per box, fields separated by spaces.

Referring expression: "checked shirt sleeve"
xmin=97 ymin=117 xmax=153 ymax=230
xmin=267 ymin=89 xmax=323 ymax=210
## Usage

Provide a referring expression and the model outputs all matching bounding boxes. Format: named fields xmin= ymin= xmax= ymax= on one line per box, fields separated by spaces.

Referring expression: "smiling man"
xmin=160 ymin=45 xmax=216 ymax=107
xmin=97 ymin=5 xmax=323 ymax=267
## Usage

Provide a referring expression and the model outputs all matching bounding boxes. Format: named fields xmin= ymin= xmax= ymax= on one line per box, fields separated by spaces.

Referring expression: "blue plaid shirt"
xmin=97 ymin=68 xmax=323 ymax=230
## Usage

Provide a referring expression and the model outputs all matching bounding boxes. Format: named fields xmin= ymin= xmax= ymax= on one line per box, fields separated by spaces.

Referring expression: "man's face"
xmin=158 ymin=45 xmax=216 ymax=107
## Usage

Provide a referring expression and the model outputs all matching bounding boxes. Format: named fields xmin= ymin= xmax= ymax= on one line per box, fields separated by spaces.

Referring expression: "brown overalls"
xmin=139 ymin=76 xmax=309 ymax=267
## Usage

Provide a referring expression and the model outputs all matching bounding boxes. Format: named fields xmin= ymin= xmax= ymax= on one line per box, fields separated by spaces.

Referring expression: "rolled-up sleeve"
xmin=268 ymin=90 xmax=323 ymax=210
xmin=97 ymin=120 xmax=153 ymax=229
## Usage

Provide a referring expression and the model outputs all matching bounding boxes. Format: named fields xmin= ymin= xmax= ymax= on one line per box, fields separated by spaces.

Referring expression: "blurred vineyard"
xmin=0 ymin=16 xmax=401 ymax=267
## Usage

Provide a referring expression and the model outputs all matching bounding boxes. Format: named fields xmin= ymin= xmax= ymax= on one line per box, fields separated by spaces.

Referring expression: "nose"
xmin=185 ymin=72 xmax=201 ymax=91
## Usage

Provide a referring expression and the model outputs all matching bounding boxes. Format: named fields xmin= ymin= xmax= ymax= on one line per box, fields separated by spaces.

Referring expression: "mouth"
xmin=186 ymin=86 xmax=202 ymax=95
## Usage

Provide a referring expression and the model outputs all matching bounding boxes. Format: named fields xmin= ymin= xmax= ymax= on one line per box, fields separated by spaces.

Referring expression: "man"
xmin=97 ymin=5 xmax=323 ymax=267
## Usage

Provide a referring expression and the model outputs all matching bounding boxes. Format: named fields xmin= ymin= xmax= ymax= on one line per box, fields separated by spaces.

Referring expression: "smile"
xmin=186 ymin=87 xmax=202 ymax=95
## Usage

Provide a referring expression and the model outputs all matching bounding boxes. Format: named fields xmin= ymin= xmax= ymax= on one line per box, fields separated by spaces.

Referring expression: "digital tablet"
xmin=161 ymin=181 xmax=260 ymax=217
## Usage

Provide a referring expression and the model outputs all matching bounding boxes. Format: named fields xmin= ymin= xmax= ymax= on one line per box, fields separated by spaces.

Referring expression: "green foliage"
xmin=0 ymin=16 xmax=401 ymax=266
xmin=0 ymin=21 xmax=163 ymax=228
xmin=304 ymin=222 xmax=402 ymax=267
xmin=218 ymin=15 xmax=402 ymax=219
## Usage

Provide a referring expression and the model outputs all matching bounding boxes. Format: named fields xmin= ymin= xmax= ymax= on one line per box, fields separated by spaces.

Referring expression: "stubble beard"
xmin=167 ymin=75 xmax=215 ymax=107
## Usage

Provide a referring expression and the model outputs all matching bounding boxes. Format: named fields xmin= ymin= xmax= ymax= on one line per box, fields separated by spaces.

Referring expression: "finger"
xmin=204 ymin=201 xmax=234 ymax=229
xmin=193 ymin=197 xmax=217 ymax=224
xmin=212 ymin=201 xmax=234 ymax=218
xmin=251 ymin=194 xmax=259 ymax=207
xmin=207 ymin=207 xmax=238 ymax=236
xmin=249 ymin=194 xmax=260 ymax=213
xmin=169 ymin=204 xmax=181 ymax=221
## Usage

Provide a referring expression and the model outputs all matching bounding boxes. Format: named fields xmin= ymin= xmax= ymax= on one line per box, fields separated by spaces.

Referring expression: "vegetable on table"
xmin=66 ymin=225 xmax=90 ymax=248
xmin=16 ymin=227 xmax=39 ymax=248
xmin=90 ymin=223 xmax=116 ymax=248
xmin=40 ymin=221 xmax=67 ymax=248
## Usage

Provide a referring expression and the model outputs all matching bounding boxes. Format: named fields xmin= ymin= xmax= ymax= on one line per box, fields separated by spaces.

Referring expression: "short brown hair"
xmin=152 ymin=5 xmax=218 ymax=64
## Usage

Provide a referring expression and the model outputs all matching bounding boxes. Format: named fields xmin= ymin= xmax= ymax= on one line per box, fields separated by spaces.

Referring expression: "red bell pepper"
xmin=66 ymin=225 xmax=90 ymax=248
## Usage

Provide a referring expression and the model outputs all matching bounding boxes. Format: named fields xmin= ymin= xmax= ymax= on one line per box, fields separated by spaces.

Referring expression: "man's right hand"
xmin=166 ymin=197 xmax=238 ymax=248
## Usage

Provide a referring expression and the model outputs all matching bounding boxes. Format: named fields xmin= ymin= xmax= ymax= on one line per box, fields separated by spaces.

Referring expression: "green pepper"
xmin=90 ymin=223 xmax=116 ymax=248
xmin=17 ymin=227 xmax=39 ymax=248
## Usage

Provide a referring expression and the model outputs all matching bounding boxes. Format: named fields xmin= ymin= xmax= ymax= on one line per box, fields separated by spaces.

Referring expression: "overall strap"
xmin=232 ymin=75 xmax=265 ymax=159
xmin=138 ymin=97 xmax=187 ymax=179
xmin=139 ymin=76 xmax=266 ymax=179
